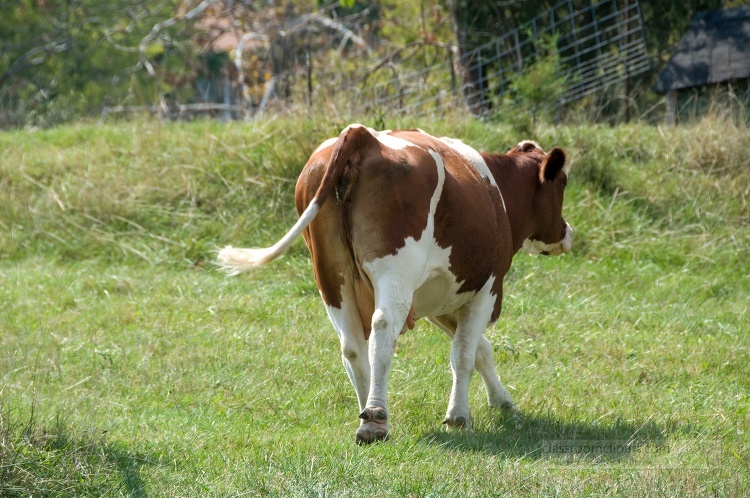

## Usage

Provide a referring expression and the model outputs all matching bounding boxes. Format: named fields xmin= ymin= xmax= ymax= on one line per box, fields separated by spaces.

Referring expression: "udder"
xmin=412 ymin=270 xmax=476 ymax=319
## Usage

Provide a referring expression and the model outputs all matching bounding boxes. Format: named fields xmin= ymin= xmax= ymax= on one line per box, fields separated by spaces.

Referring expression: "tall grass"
xmin=1 ymin=115 xmax=748 ymax=496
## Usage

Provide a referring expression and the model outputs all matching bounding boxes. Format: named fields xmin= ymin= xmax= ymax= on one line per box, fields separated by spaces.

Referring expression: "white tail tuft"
xmin=216 ymin=245 xmax=278 ymax=274
xmin=217 ymin=199 xmax=319 ymax=275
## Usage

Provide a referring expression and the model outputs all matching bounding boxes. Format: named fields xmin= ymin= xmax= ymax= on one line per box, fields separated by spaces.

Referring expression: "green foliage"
xmin=1 ymin=117 xmax=749 ymax=495
xmin=0 ymin=0 xmax=744 ymax=127
xmin=0 ymin=0 xmax=192 ymax=126
xmin=502 ymin=35 xmax=567 ymax=133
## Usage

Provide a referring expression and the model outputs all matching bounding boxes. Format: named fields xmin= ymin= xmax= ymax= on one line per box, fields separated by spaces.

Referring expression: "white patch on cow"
xmin=367 ymin=127 xmax=417 ymax=151
xmin=362 ymin=148 xmax=477 ymax=320
xmin=523 ymin=222 xmax=573 ymax=256
xmin=328 ymin=124 xmax=417 ymax=154
xmin=411 ymin=247 xmax=476 ymax=317
xmin=324 ymin=287 xmax=370 ymax=411
xmin=313 ymin=137 xmax=338 ymax=154
xmin=425 ymin=149 xmax=445 ymax=226
xmin=468 ymin=275 xmax=498 ymax=322
xmin=437 ymin=136 xmax=507 ymax=213
xmin=438 ymin=137 xmax=496 ymax=186
xmin=560 ymin=222 xmax=573 ymax=253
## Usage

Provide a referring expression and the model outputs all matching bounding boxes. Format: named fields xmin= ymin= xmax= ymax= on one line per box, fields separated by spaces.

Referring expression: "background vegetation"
xmin=2 ymin=0 xmax=749 ymax=127
xmin=1 ymin=114 xmax=749 ymax=495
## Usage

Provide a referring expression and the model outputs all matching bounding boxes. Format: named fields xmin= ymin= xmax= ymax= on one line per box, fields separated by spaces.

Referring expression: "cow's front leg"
xmin=429 ymin=317 xmax=515 ymax=413
xmin=475 ymin=335 xmax=514 ymax=411
xmin=356 ymin=303 xmax=409 ymax=445
xmin=444 ymin=332 xmax=481 ymax=430
xmin=444 ymin=280 xmax=497 ymax=430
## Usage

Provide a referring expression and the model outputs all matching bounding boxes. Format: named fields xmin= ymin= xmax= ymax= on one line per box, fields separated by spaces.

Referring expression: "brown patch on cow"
xmin=386 ymin=131 xmax=514 ymax=295
xmin=297 ymin=129 xmax=439 ymax=339
xmin=490 ymin=275 xmax=504 ymax=323
xmin=354 ymin=268 xmax=375 ymax=339
xmin=295 ymin=158 xmax=347 ymax=308
xmin=345 ymin=138 xmax=440 ymax=339
xmin=434 ymin=162 xmax=509 ymax=294
xmin=347 ymin=140 xmax=439 ymax=262
xmin=483 ymin=147 xmax=569 ymax=250
xmin=378 ymin=130 xmax=517 ymax=297
xmin=405 ymin=305 xmax=416 ymax=331
xmin=482 ymin=152 xmax=542 ymax=252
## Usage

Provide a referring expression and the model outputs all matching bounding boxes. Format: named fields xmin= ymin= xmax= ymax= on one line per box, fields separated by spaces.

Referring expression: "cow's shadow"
xmin=420 ymin=409 xmax=675 ymax=463
xmin=105 ymin=445 xmax=152 ymax=497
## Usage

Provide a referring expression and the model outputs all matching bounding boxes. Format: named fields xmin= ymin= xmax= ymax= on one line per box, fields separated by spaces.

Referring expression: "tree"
xmin=506 ymin=35 xmax=566 ymax=131
xmin=0 ymin=0 xmax=189 ymax=125
xmin=447 ymin=0 xmax=517 ymax=112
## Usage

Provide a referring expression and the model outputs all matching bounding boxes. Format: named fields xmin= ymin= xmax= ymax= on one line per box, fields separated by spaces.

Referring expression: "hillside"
xmin=1 ymin=117 xmax=748 ymax=495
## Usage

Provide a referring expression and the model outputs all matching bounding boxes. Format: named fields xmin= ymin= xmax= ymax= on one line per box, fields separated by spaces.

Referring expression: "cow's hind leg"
xmin=355 ymin=286 xmax=412 ymax=445
xmin=325 ymin=285 xmax=370 ymax=413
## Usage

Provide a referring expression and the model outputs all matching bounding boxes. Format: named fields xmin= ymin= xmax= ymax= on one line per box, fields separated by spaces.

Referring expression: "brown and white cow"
xmin=218 ymin=125 xmax=572 ymax=444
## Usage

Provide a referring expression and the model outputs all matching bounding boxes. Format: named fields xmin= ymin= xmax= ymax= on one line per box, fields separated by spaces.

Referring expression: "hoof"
xmin=442 ymin=415 xmax=472 ymax=431
xmin=488 ymin=387 xmax=515 ymax=411
xmin=356 ymin=407 xmax=389 ymax=445
xmin=355 ymin=422 xmax=390 ymax=445
xmin=491 ymin=400 xmax=517 ymax=413
xmin=359 ymin=407 xmax=387 ymax=423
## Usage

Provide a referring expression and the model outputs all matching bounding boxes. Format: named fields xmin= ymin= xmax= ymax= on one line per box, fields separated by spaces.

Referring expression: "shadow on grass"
xmin=0 ymin=410 xmax=155 ymax=497
xmin=420 ymin=409 xmax=672 ymax=463
xmin=105 ymin=444 xmax=152 ymax=498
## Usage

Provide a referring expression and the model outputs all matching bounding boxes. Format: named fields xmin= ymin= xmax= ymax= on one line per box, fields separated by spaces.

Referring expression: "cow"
xmin=218 ymin=125 xmax=572 ymax=444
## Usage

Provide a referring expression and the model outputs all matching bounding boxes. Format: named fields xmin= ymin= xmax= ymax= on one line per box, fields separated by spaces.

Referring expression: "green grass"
xmin=1 ymin=116 xmax=749 ymax=496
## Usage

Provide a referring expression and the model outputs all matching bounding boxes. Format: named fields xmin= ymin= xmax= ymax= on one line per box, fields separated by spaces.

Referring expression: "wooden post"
xmin=306 ymin=50 xmax=312 ymax=108
xmin=448 ymin=47 xmax=457 ymax=96
xmin=449 ymin=2 xmax=484 ymax=114
xmin=666 ymin=90 xmax=677 ymax=125
xmin=624 ymin=0 xmax=631 ymax=123
xmin=222 ymin=72 xmax=232 ymax=121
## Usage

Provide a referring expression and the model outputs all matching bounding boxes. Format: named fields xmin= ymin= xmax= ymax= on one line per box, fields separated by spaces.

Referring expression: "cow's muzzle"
xmin=523 ymin=223 xmax=573 ymax=256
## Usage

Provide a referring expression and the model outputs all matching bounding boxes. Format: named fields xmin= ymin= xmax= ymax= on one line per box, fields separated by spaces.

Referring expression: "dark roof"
xmin=654 ymin=5 xmax=750 ymax=94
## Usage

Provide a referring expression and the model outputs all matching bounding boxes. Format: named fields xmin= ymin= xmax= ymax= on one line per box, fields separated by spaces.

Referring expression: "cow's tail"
xmin=217 ymin=124 xmax=370 ymax=275
xmin=216 ymin=200 xmax=320 ymax=275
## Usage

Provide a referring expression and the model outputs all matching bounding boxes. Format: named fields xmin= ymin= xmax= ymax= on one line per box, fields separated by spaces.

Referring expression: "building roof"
xmin=654 ymin=5 xmax=750 ymax=94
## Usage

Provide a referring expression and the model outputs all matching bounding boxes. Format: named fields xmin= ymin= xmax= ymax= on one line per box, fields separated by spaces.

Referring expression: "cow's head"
xmin=511 ymin=141 xmax=573 ymax=256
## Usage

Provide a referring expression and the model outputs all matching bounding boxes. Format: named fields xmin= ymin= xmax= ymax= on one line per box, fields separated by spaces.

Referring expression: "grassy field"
xmin=1 ymin=116 xmax=749 ymax=496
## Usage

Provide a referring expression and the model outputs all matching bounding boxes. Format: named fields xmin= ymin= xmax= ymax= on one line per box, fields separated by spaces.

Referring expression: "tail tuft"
xmin=216 ymin=199 xmax=320 ymax=275
xmin=216 ymin=245 xmax=277 ymax=275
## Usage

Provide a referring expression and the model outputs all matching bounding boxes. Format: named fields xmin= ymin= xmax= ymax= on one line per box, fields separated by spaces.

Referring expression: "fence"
xmin=370 ymin=0 xmax=650 ymax=116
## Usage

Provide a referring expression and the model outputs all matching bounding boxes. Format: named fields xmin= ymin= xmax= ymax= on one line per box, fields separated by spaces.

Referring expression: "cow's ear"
xmin=539 ymin=147 xmax=566 ymax=183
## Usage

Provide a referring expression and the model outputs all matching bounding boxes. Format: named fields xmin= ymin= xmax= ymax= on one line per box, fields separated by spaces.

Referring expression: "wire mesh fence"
xmin=369 ymin=0 xmax=650 ymax=116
